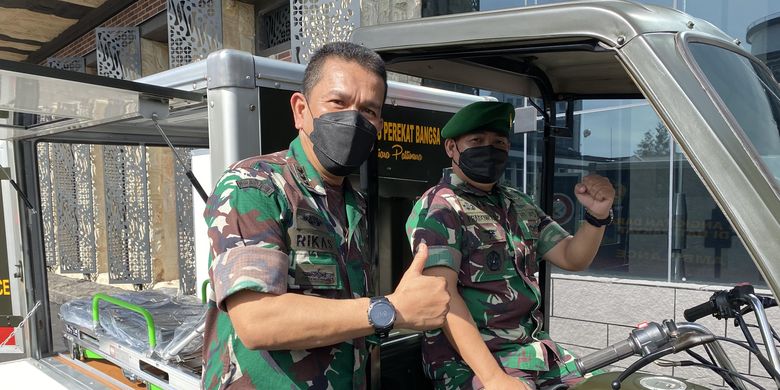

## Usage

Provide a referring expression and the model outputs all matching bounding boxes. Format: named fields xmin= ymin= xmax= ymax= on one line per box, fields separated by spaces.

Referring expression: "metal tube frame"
xmin=15 ymin=139 xmax=53 ymax=359
xmin=676 ymin=322 xmax=747 ymax=390
xmin=160 ymin=320 xmax=205 ymax=362
xmin=745 ymin=294 xmax=780 ymax=387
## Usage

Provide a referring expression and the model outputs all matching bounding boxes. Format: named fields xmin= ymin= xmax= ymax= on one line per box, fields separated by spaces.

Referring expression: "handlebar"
xmin=683 ymin=284 xmax=777 ymax=322
xmin=578 ymin=284 xmax=778 ymax=390
xmin=575 ymin=338 xmax=635 ymax=374
xmin=575 ymin=321 xmax=671 ymax=374
xmin=683 ymin=300 xmax=718 ymax=322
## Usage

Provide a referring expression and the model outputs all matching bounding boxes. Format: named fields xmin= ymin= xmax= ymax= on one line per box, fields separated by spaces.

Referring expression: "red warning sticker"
xmin=0 ymin=327 xmax=15 ymax=346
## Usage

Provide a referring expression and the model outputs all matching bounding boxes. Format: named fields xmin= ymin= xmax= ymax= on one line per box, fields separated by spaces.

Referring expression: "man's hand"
xmin=387 ymin=243 xmax=450 ymax=330
xmin=482 ymin=373 xmax=532 ymax=390
xmin=574 ymin=174 xmax=615 ymax=218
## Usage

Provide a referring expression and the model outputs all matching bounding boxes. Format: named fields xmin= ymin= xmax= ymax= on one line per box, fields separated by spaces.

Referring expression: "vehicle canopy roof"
xmin=352 ymin=0 xmax=733 ymax=98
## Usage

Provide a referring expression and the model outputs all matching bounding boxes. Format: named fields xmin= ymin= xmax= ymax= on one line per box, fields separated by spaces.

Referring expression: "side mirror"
xmin=514 ymin=106 xmax=538 ymax=134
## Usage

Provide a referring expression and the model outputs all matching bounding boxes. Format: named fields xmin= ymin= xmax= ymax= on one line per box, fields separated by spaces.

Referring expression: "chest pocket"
xmin=512 ymin=201 xmax=541 ymax=239
xmin=512 ymin=203 xmax=542 ymax=278
xmin=287 ymin=208 xmax=343 ymax=291
xmin=458 ymin=199 xmax=514 ymax=284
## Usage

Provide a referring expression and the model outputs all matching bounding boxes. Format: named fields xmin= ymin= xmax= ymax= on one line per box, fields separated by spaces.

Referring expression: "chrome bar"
xmin=676 ymin=322 xmax=747 ymax=390
xmin=160 ymin=319 xmax=205 ymax=362
xmin=746 ymin=294 xmax=780 ymax=388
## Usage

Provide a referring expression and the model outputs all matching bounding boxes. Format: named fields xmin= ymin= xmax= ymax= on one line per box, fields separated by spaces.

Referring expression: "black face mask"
xmin=455 ymin=144 xmax=509 ymax=184
xmin=309 ymin=110 xmax=378 ymax=177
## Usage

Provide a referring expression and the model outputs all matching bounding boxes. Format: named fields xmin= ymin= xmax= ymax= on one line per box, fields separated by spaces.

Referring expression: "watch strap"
xmin=584 ymin=209 xmax=613 ymax=227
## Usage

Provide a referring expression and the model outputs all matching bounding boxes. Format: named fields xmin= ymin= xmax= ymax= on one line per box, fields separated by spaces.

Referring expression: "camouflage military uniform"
xmin=406 ymin=169 xmax=591 ymax=389
xmin=202 ymin=136 xmax=372 ymax=389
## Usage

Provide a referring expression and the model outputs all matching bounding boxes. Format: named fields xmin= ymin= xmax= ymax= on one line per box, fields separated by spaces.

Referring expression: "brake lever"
xmin=740 ymin=296 xmax=777 ymax=316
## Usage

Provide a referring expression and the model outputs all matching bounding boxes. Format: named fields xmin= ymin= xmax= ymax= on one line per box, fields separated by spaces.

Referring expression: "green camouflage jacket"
xmin=202 ymin=137 xmax=371 ymax=389
xmin=406 ymin=169 xmax=571 ymax=388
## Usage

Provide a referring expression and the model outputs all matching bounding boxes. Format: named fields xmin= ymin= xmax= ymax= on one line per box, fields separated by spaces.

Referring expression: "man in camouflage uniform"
xmin=202 ymin=42 xmax=450 ymax=389
xmin=406 ymin=101 xmax=615 ymax=390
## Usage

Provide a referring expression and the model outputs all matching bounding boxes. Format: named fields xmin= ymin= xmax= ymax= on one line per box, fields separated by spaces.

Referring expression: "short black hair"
xmin=302 ymin=42 xmax=388 ymax=103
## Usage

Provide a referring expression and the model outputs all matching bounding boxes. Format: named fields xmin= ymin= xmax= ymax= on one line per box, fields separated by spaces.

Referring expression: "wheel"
xmin=68 ymin=339 xmax=82 ymax=360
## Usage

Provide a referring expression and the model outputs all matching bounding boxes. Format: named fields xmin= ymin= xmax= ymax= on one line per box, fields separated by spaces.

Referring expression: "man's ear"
xmin=445 ymin=138 xmax=455 ymax=158
xmin=290 ymin=92 xmax=307 ymax=131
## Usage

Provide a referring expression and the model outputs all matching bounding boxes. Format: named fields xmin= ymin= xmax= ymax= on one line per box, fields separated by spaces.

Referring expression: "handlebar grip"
xmin=575 ymin=338 xmax=635 ymax=374
xmin=683 ymin=300 xmax=717 ymax=322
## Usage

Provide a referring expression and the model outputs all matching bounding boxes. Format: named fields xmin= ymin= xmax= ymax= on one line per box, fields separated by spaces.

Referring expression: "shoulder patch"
xmin=236 ymin=178 xmax=275 ymax=195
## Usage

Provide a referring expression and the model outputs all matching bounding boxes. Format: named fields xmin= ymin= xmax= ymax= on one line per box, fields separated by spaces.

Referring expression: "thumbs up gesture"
xmin=387 ymin=243 xmax=450 ymax=330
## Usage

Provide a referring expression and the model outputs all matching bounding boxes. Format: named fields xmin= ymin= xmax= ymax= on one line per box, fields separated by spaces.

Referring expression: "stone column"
xmin=360 ymin=0 xmax=421 ymax=85
xmin=223 ymin=0 xmax=256 ymax=53
xmin=141 ymin=39 xmax=169 ymax=77
xmin=147 ymin=148 xmax=181 ymax=284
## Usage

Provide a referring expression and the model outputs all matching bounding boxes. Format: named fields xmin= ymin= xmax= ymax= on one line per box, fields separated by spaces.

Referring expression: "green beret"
xmin=441 ymin=101 xmax=515 ymax=139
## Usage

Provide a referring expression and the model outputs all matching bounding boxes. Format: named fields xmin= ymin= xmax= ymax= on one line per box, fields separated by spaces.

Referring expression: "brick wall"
xmin=44 ymin=0 xmax=166 ymax=63
xmin=269 ymin=49 xmax=291 ymax=62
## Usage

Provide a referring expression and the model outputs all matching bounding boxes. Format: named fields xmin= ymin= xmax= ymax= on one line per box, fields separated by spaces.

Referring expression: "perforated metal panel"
xmin=96 ymin=27 xmax=142 ymax=80
xmin=174 ymin=147 xmax=196 ymax=294
xmin=290 ymin=0 xmax=360 ymax=64
xmin=46 ymin=57 xmax=86 ymax=73
xmin=103 ymin=145 xmax=151 ymax=284
xmin=36 ymin=143 xmax=56 ymax=268
xmin=168 ymin=0 xmax=223 ymax=68
xmin=36 ymin=143 xmax=97 ymax=274
xmin=50 ymin=143 xmax=79 ymax=272
xmin=266 ymin=3 xmax=291 ymax=47
xmin=73 ymin=144 xmax=97 ymax=273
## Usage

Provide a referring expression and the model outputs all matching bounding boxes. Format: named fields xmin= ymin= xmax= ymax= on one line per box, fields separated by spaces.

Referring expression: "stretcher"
xmin=59 ymin=289 xmax=207 ymax=390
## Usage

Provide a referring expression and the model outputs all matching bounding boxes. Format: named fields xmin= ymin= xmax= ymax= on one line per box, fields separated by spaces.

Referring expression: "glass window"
xmin=671 ymin=158 xmax=760 ymax=285
xmin=479 ymin=0 xmax=525 ymax=11
xmin=553 ymin=103 xmax=670 ymax=280
xmin=422 ymin=0 xmax=478 ymax=17
xmin=681 ymin=1 xmax=780 ymax=53
xmin=688 ymin=43 xmax=780 ymax=186
xmin=551 ymin=99 xmax=766 ymax=286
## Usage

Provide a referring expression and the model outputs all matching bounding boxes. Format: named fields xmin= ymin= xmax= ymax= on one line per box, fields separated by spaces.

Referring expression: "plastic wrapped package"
xmin=59 ymin=289 xmax=206 ymax=357
xmin=159 ymin=309 xmax=206 ymax=359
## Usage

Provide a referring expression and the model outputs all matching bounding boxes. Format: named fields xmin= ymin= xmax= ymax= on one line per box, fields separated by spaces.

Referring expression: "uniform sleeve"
xmin=205 ymin=167 xmax=289 ymax=311
xmin=405 ymin=190 xmax=463 ymax=273
xmin=535 ymin=206 xmax=570 ymax=259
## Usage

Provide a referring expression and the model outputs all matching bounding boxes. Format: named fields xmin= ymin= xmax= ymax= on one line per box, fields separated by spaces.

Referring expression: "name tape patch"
xmin=295 ymin=263 xmax=339 ymax=287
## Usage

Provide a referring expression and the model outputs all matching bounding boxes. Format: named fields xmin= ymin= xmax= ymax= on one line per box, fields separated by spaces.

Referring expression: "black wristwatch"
xmin=367 ymin=296 xmax=396 ymax=338
xmin=584 ymin=209 xmax=614 ymax=227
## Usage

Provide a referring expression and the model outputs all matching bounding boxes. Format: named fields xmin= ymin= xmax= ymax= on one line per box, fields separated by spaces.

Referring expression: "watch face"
xmin=371 ymin=302 xmax=395 ymax=328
